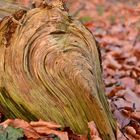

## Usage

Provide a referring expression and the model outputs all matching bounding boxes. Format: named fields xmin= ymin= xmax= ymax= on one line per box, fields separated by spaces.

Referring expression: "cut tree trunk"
xmin=0 ymin=0 xmax=116 ymax=139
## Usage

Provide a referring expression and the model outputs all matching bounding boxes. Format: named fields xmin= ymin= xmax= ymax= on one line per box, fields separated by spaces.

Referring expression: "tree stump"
xmin=0 ymin=0 xmax=116 ymax=139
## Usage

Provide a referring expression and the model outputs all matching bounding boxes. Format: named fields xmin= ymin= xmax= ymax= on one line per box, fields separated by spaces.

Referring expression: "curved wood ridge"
xmin=0 ymin=1 xmax=116 ymax=139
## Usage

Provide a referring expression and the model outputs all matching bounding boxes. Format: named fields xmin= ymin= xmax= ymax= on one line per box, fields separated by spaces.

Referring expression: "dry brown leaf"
xmin=131 ymin=112 xmax=140 ymax=121
xmin=124 ymin=89 xmax=140 ymax=110
xmin=88 ymin=121 xmax=102 ymax=140
xmin=113 ymin=98 xmax=133 ymax=110
xmin=106 ymin=54 xmax=122 ymax=69
xmin=135 ymin=85 xmax=140 ymax=94
xmin=137 ymin=127 xmax=140 ymax=135
xmin=0 ymin=119 xmax=14 ymax=128
xmin=125 ymin=126 xmax=140 ymax=139
xmin=30 ymin=120 xmax=68 ymax=140
xmin=0 ymin=119 xmax=40 ymax=139
xmin=101 ymin=36 xmax=124 ymax=46
xmin=125 ymin=126 xmax=136 ymax=137
xmin=134 ymin=43 xmax=140 ymax=60
xmin=30 ymin=119 xmax=61 ymax=129
xmin=113 ymin=110 xmax=130 ymax=128
xmin=119 ymin=77 xmax=136 ymax=90
xmin=33 ymin=127 xmax=69 ymax=140
xmin=115 ymin=90 xmax=126 ymax=97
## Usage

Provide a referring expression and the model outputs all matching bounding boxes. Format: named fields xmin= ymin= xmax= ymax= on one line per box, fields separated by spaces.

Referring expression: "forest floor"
xmin=70 ymin=0 xmax=140 ymax=139
xmin=0 ymin=0 xmax=140 ymax=140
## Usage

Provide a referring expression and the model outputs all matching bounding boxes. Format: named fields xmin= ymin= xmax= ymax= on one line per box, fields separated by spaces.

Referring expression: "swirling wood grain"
xmin=0 ymin=1 xmax=116 ymax=139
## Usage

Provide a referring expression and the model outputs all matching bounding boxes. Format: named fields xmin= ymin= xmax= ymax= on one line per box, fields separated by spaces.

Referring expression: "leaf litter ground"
xmin=0 ymin=0 xmax=140 ymax=139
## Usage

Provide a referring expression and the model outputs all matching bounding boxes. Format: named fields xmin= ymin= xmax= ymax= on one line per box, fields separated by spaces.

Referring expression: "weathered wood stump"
xmin=0 ymin=0 xmax=116 ymax=139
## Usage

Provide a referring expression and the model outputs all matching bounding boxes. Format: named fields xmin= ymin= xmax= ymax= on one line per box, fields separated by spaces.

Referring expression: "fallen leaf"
xmin=0 ymin=119 xmax=40 ymax=139
xmin=88 ymin=121 xmax=101 ymax=140
xmin=125 ymin=126 xmax=136 ymax=137
xmin=134 ymin=43 xmax=140 ymax=60
xmin=106 ymin=54 xmax=122 ymax=69
xmin=30 ymin=119 xmax=61 ymax=129
xmin=33 ymin=127 xmax=69 ymax=140
xmin=124 ymin=89 xmax=140 ymax=110
xmin=135 ymin=84 xmax=140 ymax=95
xmin=131 ymin=112 xmax=140 ymax=121
xmin=113 ymin=98 xmax=133 ymax=110
xmin=113 ymin=110 xmax=130 ymax=128
xmin=119 ymin=77 xmax=136 ymax=90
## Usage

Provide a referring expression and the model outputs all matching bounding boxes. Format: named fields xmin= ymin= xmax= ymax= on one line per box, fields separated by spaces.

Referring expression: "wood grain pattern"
xmin=0 ymin=1 xmax=116 ymax=139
